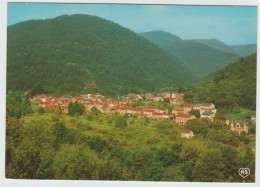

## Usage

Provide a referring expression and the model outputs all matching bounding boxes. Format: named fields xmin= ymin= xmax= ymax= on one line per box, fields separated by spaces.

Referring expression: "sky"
xmin=7 ymin=3 xmax=257 ymax=45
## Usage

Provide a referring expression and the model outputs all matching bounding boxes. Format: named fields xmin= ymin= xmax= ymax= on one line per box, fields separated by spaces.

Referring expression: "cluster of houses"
xmin=31 ymin=92 xmax=217 ymax=124
xmin=31 ymin=91 xmax=253 ymax=139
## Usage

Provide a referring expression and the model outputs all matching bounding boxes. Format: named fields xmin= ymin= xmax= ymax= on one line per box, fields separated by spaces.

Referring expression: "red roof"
xmin=101 ymin=105 xmax=109 ymax=110
xmin=120 ymin=106 xmax=128 ymax=110
xmin=144 ymin=109 xmax=154 ymax=112
xmin=129 ymin=107 xmax=143 ymax=111
xmin=43 ymin=100 xmax=51 ymax=105
xmin=153 ymin=112 xmax=163 ymax=116
xmin=146 ymin=106 xmax=155 ymax=109
xmin=61 ymin=106 xmax=67 ymax=110
xmin=201 ymin=103 xmax=212 ymax=107
xmin=159 ymin=108 xmax=167 ymax=111
xmin=181 ymin=129 xmax=192 ymax=133
xmin=47 ymin=104 xmax=56 ymax=108
xmin=183 ymin=102 xmax=193 ymax=107
xmin=176 ymin=112 xmax=193 ymax=118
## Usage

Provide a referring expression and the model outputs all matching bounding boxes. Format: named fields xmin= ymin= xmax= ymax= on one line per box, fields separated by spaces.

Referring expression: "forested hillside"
xmin=140 ymin=31 xmax=241 ymax=77
xmin=192 ymin=39 xmax=256 ymax=57
xmin=7 ymin=14 xmax=196 ymax=97
xmin=184 ymin=53 xmax=256 ymax=110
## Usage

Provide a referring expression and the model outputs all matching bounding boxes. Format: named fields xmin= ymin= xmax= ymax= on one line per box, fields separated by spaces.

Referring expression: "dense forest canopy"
xmin=140 ymin=31 xmax=256 ymax=78
xmin=7 ymin=14 xmax=197 ymax=97
xmin=184 ymin=53 xmax=256 ymax=110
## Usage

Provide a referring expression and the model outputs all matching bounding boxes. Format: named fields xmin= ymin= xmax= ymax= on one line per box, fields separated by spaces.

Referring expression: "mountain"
xmin=7 ymin=14 xmax=197 ymax=97
xmin=192 ymin=39 xmax=257 ymax=57
xmin=140 ymin=31 xmax=241 ymax=77
xmin=231 ymin=44 xmax=257 ymax=57
xmin=183 ymin=53 xmax=256 ymax=110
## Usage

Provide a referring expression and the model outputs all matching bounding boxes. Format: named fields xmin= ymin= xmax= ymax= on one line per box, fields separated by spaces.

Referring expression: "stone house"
xmin=225 ymin=118 xmax=249 ymax=134
xmin=183 ymin=102 xmax=193 ymax=113
xmin=176 ymin=112 xmax=196 ymax=125
xmin=172 ymin=106 xmax=184 ymax=116
xmin=181 ymin=129 xmax=194 ymax=139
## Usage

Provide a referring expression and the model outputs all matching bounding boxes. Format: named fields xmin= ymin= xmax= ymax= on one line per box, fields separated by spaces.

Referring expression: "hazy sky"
xmin=7 ymin=3 xmax=257 ymax=45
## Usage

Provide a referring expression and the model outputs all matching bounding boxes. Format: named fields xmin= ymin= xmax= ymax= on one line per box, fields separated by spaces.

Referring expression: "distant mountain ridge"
xmin=7 ymin=14 xmax=197 ymax=97
xmin=140 ymin=31 xmax=256 ymax=77
xmin=191 ymin=39 xmax=256 ymax=57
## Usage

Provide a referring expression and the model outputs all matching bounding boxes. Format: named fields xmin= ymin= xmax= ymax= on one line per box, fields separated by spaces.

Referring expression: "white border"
xmin=0 ymin=0 xmax=259 ymax=187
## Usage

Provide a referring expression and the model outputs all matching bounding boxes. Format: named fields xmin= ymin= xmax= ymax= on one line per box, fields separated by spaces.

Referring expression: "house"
xmin=144 ymin=109 xmax=154 ymax=117
xmin=194 ymin=103 xmax=215 ymax=110
xmin=183 ymin=102 xmax=193 ymax=113
xmin=151 ymin=112 xmax=163 ymax=120
xmin=118 ymin=106 xmax=128 ymax=115
xmin=161 ymin=114 xmax=172 ymax=120
xmin=100 ymin=105 xmax=110 ymax=114
xmin=200 ymin=110 xmax=215 ymax=122
xmin=225 ymin=118 xmax=249 ymax=134
xmin=153 ymin=95 xmax=164 ymax=102
xmin=251 ymin=115 xmax=256 ymax=121
xmin=172 ymin=106 xmax=184 ymax=116
xmin=170 ymin=98 xmax=184 ymax=106
xmin=84 ymin=102 xmax=95 ymax=110
xmin=162 ymin=92 xmax=171 ymax=99
xmin=135 ymin=113 xmax=147 ymax=118
xmin=156 ymin=108 xmax=168 ymax=114
xmin=61 ymin=106 xmax=68 ymax=113
xmin=175 ymin=112 xmax=196 ymax=125
xmin=181 ymin=129 xmax=194 ymax=139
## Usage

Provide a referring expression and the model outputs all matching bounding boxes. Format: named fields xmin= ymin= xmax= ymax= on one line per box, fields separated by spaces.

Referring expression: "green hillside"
xmin=192 ymin=39 xmax=257 ymax=57
xmin=184 ymin=53 xmax=256 ymax=110
xmin=7 ymin=14 xmax=197 ymax=97
xmin=140 ymin=31 xmax=241 ymax=77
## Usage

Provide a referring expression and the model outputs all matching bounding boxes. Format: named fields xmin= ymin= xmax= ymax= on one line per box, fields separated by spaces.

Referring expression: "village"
xmin=31 ymin=91 xmax=251 ymax=139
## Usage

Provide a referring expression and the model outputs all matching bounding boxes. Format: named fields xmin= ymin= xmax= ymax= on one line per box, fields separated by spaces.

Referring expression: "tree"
xmin=182 ymin=161 xmax=195 ymax=181
xmin=185 ymin=119 xmax=208 ymax=135
xmin=220 ymin=147 xmax=240 ymax=181
xmin=37 ymin=107 xmax=45 ymax=114
xmin=115 ymin=116 xmax=127 ymax=128
xmin=99 ymin=157 xmax=129 ymax=180
xmin=88 ymin=135 xmax=108 ymax=153
xmin=68 ymin=102 xmax=85 ymax=116
xmin=144 ymin=162 xmax=165 ymax=181
xmin=6 ymin=121 xmax=56 ymax=179
xmin=53 ymin=145 xmax=99 ymax=180
xmin=91 ymin=107 xmax=101 ymax=115
xmin=162 ymin=165 xmax=186 ymax=181
xmin=189 ymin=109 xmax=200 ymax=118
xmin=54 ymin=105 xmax=62 ymax=116
xmin=193 ymin=149 xmax=224 ymax=182
xmin=179 ymin=140 xmax=205 ymax=161
xmin=7 ymin=91 xmax=33 ymax=119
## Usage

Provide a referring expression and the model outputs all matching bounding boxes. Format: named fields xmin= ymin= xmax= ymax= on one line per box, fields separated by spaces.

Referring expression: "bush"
xmin=115 ymin=117 xmax=127 ymax=128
